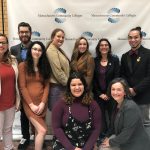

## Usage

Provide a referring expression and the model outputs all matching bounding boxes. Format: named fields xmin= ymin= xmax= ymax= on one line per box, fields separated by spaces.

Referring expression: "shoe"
xmin=18 ymin=138 xmax=30 ymax=150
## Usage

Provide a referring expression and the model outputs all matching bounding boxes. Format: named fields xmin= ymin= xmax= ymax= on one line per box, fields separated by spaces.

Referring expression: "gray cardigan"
xmin=109 ymin=99 xmax=150 ymax=150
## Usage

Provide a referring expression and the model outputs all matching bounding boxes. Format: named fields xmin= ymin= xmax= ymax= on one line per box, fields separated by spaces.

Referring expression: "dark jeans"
xmin=48 ymin=83 xmax=66 ymax=111
xmin=95 ymin=97 xmax=115 ymax=134
xmin=20 ymin=105 xmax=30 ymax=140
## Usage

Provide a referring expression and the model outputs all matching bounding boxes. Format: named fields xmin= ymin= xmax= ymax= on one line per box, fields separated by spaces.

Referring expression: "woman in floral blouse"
xmin=52 ymin=72 xmax=102 ymax=150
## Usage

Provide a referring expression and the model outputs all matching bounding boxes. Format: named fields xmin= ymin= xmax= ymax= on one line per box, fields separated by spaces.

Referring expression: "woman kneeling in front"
xmin=100 ymin=78 xmax=150 ymax=150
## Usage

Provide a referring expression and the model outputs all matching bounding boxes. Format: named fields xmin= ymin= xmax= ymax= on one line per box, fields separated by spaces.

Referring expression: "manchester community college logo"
xmin=91 ymin=7 xmax=136 ymax=24
xmin=54 ymin=8 xmax=67 ymax=23
xmin=142 ymin=31 xmax=146 ymax=37
xmin=81 ymin=32 xmax=93 ymax=46
xmin=32 ymin=31 xmax=41 ymax=37
xmin=108 ymin=8 xmax=120 ymax=23
xmin=81 ymin=32 xmax=93 ymax=38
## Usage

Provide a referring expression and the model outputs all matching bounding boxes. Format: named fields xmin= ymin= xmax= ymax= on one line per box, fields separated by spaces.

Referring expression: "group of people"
xmin=0 ymin=22 xmax=150 ymax=150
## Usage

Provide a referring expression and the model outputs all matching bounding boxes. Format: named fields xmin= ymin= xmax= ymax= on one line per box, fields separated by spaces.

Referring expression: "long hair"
xmin=64 ymin=72 xmax=92 ymax=105
xmin=0 ymin=33 xmax=12 ymax=64
xmin=46 ymin=28 xmax=65 ymax=49
xmin=71 ymin=36 xmax=90 ymax=61
xmin=107 ymin=77 xmax=131 ymax=99
xmin=95 ymin=38 xmax=112 ymax=59
xmin=26 ymin=41 xmax=51 ymax=80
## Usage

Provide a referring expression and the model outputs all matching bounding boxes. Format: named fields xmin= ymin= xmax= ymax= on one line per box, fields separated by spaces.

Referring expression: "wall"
xmin=7 ymin=0 xmax=150 ymax=59
xmin=0 ymin=0 xmax=8 ymax=35
xmin=6 ymin=0 xmax=150 ymax=138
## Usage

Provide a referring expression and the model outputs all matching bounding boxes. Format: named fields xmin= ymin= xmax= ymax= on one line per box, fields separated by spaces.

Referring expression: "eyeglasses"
xmin=0 ymin=41 xmax=8 ymax=45
xmin=32 ymin=47 xmax=42 ymax=52
xmin=19 ymin=31 xmax=30 ymax=35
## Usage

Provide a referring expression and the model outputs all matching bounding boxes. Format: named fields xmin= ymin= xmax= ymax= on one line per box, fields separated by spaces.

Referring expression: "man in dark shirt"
xmin=121 ymin=26 xmax=150 ymax=126
xmin=10 ymin=22 xmax=32 ymax=149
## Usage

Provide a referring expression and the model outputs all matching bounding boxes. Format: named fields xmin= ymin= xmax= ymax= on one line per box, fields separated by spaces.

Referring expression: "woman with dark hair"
xmin=70 ymin=37 xmax=95 ymax=90
xmin=46 ymin=28 xmax=70 ymax=110
xmin=52 ymin=72 xmax=101 ymax=150
xmin=0 ymin=33 xmax=20 ymax=150
xmin=18 ymin=41 xmax=51 ymax=150
xmin=93 ymin=38 xmax=120 ymax=137
xmin=100 ymin=78 xmax=150 ymax=150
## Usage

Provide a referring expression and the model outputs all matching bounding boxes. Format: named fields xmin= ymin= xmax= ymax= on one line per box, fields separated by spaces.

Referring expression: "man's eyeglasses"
xmin=19 ymin=31 xmax=30 ymax=35
xmin=0 ymin=41 xmax=8 ymax=45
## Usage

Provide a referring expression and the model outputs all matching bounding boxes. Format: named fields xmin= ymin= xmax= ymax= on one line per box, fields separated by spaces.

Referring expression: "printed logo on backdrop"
xmin=12 ymin=31 xmax=50 ymax=45
xmin=81 ymin=32 xmax=94 ymax=46
xmin=32 ymin=31 xmax=41 ymax=37
xmin=91 ymin=7 xmax=136 ymax=23
xmin=65 ymin=32 xmax=95 ymax=43
xmin=141 ymin=31 xmax=150 ymax=45
xmin=54 ymin=8 xmax=67 ymax=23
xmin=13 ymin=31 xmax=41 ymax=41
xmin=108 ymin=8 xmax=120 ymax=23
xmin=142 ymin=31 xmax=147 ymax=37
xmin=29 ymin=31 xmax=48 ymax=42
xmin=118 ymin=30 xmax=150 ymax=42
xmin=38 ymin=8 xmax=82 ymax=23
xmin=31 ymin=31 xmax=50 ymax=42
xmin=81 ymin=31 xmax=99 ymax=56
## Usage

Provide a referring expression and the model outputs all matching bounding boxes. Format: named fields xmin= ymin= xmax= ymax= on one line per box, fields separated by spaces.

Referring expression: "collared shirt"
xmin=20 ymin=44 xmax=28 ymax=61
xmin=129 ymin=49 xmax=138 ymax=56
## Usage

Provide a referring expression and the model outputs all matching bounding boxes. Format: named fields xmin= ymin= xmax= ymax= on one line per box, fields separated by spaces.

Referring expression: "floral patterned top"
xmin=52 ymin=99 xmax=101 ymax=150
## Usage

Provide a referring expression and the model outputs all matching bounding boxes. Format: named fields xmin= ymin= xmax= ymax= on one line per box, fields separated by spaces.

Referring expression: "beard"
xmin=19 ymin=36 xmax=31 ymax=44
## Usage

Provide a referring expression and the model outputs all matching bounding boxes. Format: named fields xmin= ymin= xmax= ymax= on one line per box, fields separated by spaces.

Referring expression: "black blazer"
xmin=109 ymin=99 xmax=150 ymax=150
xmin=10 ymin=43 xmax=23 ymax=63
xmin=121 ymin=46 xmax=150 ymax=104
xmin=93 ymin=55 xmax=120 ymax=98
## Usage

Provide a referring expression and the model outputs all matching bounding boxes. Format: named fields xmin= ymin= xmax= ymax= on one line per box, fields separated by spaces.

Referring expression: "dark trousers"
xmin=48 ymin=84 xmax=66 ymax=111
xmin=96 ymin=97 xmax=115 ymax=134
xmin=20 ymin=106 xmax=30 ymax=140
